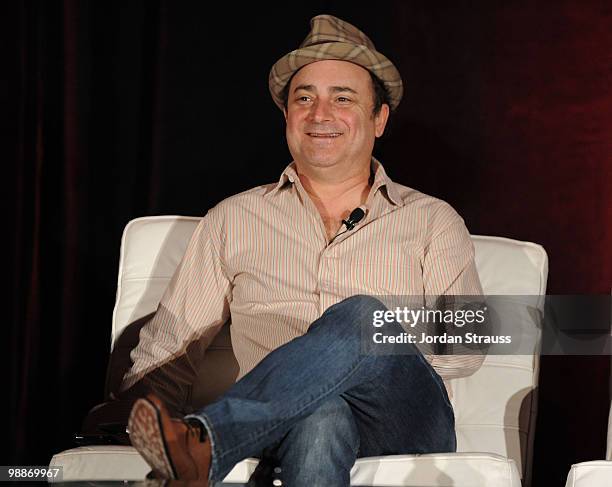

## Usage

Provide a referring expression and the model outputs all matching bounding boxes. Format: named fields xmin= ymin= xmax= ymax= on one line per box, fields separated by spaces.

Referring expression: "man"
xmin=124 ymin=14 xmax=484 ymax=486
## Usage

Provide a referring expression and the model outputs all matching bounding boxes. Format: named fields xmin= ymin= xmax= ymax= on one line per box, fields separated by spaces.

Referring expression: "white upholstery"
xmin=110 ymin=216 xmax=202 ymax=348
xmin=50 ymin=446 xmax=150 ymax=481
xmin=565 ymin=461 xmax=612 ymax=487
xmin=563 ymin=402 xmax=612 ymax=486
xmin=608 ymin=400 xmax=612 ymax=461
xmin=50 ymin=448 xmax=521 ymax=486
xmin=51 ymin=216 xmax=549 ymax=486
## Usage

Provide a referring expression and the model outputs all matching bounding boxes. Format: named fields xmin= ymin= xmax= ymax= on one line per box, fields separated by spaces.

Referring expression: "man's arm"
xmin=117 ymin=210 xmax=232 ymax=412
xmin=422 ymin=203 xmax=486 ymax=380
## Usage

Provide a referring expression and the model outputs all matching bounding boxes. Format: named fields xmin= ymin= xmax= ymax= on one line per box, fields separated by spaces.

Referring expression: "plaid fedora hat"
xmin=269 ymin=14 xmax=403 ymax=111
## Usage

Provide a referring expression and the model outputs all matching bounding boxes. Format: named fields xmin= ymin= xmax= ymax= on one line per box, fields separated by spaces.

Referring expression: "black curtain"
xmin=5 ymin=2 xmax=611 ymax=485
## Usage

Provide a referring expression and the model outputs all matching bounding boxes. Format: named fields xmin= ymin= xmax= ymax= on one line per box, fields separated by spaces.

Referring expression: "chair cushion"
xmin=51 ymin=447 xmax=521 ymax=486
xmin=565 ymin=461 xmax=612 ymax=487
xmin=49 ymin=446 xmax=150 ymax=482
xmin=350 ymin=453 xmax=522 ymax=487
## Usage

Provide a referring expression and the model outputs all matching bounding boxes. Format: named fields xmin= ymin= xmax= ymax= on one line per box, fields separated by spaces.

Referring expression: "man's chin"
xmin=296 ymin=150 xmax=345 ymax=167
xmin=298 ymin=158 xmax=341 ymax=169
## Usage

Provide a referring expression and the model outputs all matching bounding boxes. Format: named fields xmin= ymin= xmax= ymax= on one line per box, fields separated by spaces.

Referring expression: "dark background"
xmin=4 ymin=1 xmax=611 ymax=485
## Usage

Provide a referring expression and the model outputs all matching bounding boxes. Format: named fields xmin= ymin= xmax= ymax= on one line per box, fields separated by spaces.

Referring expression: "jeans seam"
xmin=416 ymin=352 xmax=453 ymax=410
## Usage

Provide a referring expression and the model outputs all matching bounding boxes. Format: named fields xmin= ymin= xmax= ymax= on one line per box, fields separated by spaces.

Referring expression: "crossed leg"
xmin=130 ymin=295 xmax=455 ymax=485
xmin=189 ymin=295 xmax=455 ymax=483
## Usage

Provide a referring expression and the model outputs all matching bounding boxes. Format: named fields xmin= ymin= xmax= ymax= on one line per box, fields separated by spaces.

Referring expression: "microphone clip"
xmin=342 ymin=207 xmax=365 ymax=231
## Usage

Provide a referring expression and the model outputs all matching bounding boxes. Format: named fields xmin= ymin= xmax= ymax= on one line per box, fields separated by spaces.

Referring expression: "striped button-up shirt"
xmin=121 ymin=159 xmax=484 ymax=398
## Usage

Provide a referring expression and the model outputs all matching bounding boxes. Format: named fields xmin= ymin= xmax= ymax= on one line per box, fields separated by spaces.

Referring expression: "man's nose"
xmin=308 ymin=99 xmax=334 ymax=122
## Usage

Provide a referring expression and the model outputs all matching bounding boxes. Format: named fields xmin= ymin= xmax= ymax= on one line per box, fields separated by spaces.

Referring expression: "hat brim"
xmin=269 ymin=42 xmax=403 ymax=111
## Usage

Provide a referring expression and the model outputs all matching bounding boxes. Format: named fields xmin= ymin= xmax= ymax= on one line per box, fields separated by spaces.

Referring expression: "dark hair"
xmin=280 ymin=67 xmax=392 ymax=117
xmin=368 ymin=71 xmax=391 ymax=116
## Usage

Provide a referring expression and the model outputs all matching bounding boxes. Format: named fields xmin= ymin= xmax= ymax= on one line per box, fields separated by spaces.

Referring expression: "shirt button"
xmin=288 ymin=176 xmax=295 ymax=183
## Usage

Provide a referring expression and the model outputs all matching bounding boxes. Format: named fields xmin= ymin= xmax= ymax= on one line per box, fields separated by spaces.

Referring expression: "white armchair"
xmin=51 ymin=216 xmax=549 ymax=486
xmin=564 ymin=402 xmax=612 ymax=486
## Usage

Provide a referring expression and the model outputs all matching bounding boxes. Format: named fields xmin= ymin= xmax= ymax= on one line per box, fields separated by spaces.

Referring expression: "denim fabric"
xmin=185 ymin=295 xmax=455 ymax=486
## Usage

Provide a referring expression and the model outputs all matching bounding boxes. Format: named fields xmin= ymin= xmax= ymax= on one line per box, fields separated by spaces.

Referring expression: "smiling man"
xmin=284 ymin=59 xmax=389 ymax=240
xmin=124 ymin=15 xmax=484 ymax=486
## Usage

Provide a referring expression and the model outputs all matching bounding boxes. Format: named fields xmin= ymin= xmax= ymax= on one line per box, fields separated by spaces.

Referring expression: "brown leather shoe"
xmin=128 ymin=394 xmax=211 ymax=485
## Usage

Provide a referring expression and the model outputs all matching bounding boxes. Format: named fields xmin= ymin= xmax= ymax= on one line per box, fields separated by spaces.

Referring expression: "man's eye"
xmin=337 ymin=97 xmax=351 ymax=103
xmin=297 ymin=96 xmax=311 ymax=102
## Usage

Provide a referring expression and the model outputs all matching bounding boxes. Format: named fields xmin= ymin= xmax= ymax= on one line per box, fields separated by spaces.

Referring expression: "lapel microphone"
xmin=342 ymin=208 xmax=365 ymax=231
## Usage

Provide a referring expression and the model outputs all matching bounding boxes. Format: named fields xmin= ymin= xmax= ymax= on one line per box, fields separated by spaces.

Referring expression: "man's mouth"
xmin=306 ymin=132 xmax=343 ymax=138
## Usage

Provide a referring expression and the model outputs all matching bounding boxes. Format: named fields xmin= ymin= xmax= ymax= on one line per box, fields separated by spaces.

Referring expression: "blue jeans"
xmin=186 ymin=295 xmax=456 ymax=486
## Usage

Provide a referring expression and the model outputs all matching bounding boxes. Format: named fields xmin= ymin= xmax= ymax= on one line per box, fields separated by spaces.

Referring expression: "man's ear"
xmin=374 ymin=103 xmax=390 ymax=138
xmin=283 ymin=107 xmax=288 ymax=121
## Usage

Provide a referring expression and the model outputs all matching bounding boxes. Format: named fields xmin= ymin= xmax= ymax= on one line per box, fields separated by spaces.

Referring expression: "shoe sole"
xmin=128 ymin=397 xmax=177 ymax=479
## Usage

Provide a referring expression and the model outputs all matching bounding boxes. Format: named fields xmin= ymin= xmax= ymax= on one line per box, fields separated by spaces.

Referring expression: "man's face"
xmin=284 ymin=60 xmax=389 ymax=172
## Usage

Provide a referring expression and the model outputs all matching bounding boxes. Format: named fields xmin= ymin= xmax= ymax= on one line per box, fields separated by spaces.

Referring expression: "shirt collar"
xmin=264 ymin=158 xmax=404 ymax=208
xmin=369 ymin=157 xmax=404 ymax=207
xmin=264 ymin=162 xmax=299 ymax=198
